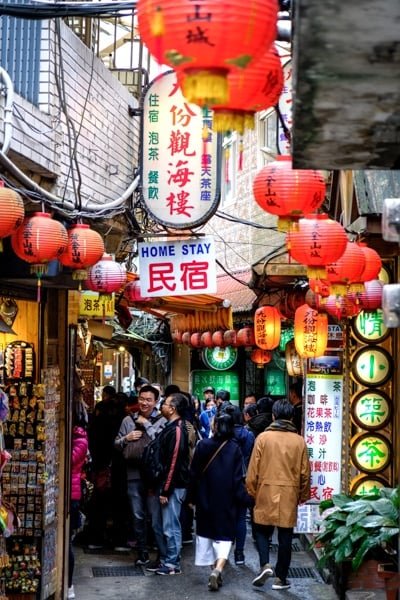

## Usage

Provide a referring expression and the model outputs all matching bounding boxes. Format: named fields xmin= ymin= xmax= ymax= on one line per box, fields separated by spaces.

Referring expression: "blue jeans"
xmin=235 ymin=506 xmax=247 ymax=552
xmin=254 ymin=523 xmax=293 ymax=580
xmin=127 ymin=479 xmax=167 ymax=560
xmin=161 ymin=488 xmax=186 ymax=568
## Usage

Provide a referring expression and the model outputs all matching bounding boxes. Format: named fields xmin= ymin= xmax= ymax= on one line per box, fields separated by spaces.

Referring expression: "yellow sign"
xmin=351 ymin=390 xmax=391 ymax=430
xmin=350 ymin=475 xmax=387 ymax=496
xmin=351 ymin=433 xmax=391 ymax=473
xmin=352 ymin=309 xmax=388 ymax=343
xmin=79 ymin=292 xmax=115 ymax=318
xmin=351 ymin=346 xmax=392 ymax=387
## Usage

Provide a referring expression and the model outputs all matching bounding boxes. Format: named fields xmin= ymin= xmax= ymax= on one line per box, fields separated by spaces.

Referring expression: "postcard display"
xmin=0 ymin=363 xmax=61 ymax=599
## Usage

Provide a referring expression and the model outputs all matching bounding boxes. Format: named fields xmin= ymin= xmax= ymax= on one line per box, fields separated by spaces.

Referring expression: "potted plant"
xmin=312 ymin=487 xmax=399 ymax=598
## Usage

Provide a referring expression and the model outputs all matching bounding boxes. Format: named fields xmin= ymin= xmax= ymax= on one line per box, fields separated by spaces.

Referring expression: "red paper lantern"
xmin=125 ymin=280 xmax=150 ymax=303
xmin=201 ymin=331 xmax=213 ymax=348
xmin=308 ymin=278 xmax=331 ymax=297
xmin=349 ymin=279 xmax=383 ymax=311
xmin=287 ymin=214 xmax=348 ymax=280
xmin=357 ymin=244 xmax=382 ymax=284
xmin=0 ymin=184 xmax=25 ymax=248
xmin=190 ymin=332 xmax=203 ymax=348
xmin=294 ymin=304 xmax=328 ymax=358
xmin=182 ymin=331 xmax=191 ymax=345
xmin=326 ymin=242 xmax=366 ymax=296
xmin=254 ymin=306 xmax=281 ymax=350
xmin=210 ymin=46 xmax=283 ymax=134
xmin=321 ymin=294 xmax=361 ymax=321
xmin=250 ymin=348 xmax=272 ymax=368
xmin=59 ymin=224 xmax=105 ymax=283
xmin=223 ymin=329 xmax=238 ymax=346
xmin=85 ymin=253 xmax=127 ymax=295
xmin=137 ymin=0 xmax=278 ymax=107
xmin=212 ymin=330 xmax=226 ymax=347
xmin=253 ymin=156 xmax=326 ymax=231
xmin=236 ymin=327 xmax=255 ymax=346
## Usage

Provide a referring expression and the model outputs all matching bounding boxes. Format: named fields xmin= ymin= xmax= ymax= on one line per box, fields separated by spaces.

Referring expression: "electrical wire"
xmin=216 ymin=209 xmax=279 ymax=230
xmin=0 ymin=1 xmax=138 ymax=19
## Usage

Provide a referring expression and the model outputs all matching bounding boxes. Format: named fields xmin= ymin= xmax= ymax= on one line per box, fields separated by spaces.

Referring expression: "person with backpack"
xmin=151 ymin=392 xmax=190 ymax=575
xmin=114 ymin=384 xmax=166 ymax=566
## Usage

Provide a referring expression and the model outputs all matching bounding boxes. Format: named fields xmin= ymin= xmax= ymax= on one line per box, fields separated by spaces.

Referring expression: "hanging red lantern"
xmin=182 ymin=331 xmax=191 ymax=345
xmin=253 ymin=156 xmax=326 ymax=231
xmin=190 ymin=332 xmax=203 ymax=348
xmin=85 ymin=253 xmax=127 ymax=297
xmin=59 ymin=223 xmax=105 ymax=285
xmin=137 ymin=0 xmax=278 ymax=107
xmin=201 ymin=331 xmax=213 ymax=348
xmin=0 ymin=183 xmax=25 ymax=250
xmin=287 ymin=214 xmax=348 ymax=280
xmin=294 ymin=304 xmax=328 ymax=358
xmin=250 ymin=348 xmax=272 ymax=368
xmin=357 ymin=243 xmax=382 ymax=284
xmin=209 ymin=46 xmax=283 ymax=134
xmin=321 ymin=294 xmax=361 ymax=321
xmin=309 ymin=278 xmax=330 ymax=297
xmin=254 ymin=306 xmax=281 ymax=350
xmin=212 ymin=330 xmax=226 ymax=347
xmin=11 ymin=212 xmax=68 ymax=301
xmin=326 ymin=242 xmax=366 ymax=296
xmin=223 ymin=329 xmax=239 ymax=346
xmin=125 ymin=280 xmax=151 ymax=303
xmin=236 ymin=327 xmax=255 ymax=346
xmin=348 ymin=279 xmax=383 ymax=311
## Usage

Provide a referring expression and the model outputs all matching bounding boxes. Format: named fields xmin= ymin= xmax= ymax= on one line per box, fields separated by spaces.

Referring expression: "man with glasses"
xmin=114 ymin=384 xmax=166 ymax=566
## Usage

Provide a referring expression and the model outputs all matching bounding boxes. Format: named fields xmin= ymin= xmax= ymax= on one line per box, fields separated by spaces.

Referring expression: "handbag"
xmin=122 ymin=416 xmax=151 ymax=465
xmin=201 ymin=440 xmax=228 ymax=475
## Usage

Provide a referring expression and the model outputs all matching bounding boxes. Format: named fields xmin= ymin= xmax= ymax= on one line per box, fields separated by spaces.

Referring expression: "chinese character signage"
xmin=351 ymin=389 xmax=391 ymax=431
xmin=191 ymin=370 xmax=239 ymax=406
xmin=352 ymin=309 xmax=388 ymax=343
xmin=141 ymin=71 xmax=220 ymax=229
xmin=351 ymin=433 xmax=391 ymax=474
xmin=79 ymin=291 xmax=115 ymax=318
xmin=138 ymin=237 xmax=217 ymax=297
xmin=351 ymin=346 xmax=393 ymax=387
xmin=305 ymin=372 xmax=343 ymax=503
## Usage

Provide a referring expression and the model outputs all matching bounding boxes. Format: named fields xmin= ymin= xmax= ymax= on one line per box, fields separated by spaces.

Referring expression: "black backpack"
xmin=140 ymin=433 xmax=163 ymax=488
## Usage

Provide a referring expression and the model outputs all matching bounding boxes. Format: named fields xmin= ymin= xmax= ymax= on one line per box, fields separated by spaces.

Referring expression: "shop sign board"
xmin=79 ymin=291 xmax=115 ymax=318
xmin=305 ymin=371 xmax=343 ymax=504
xmin=138 ymin=237 xmax=217 ymax=297
xmin=191 ymin=369 xmax=239 ymax=406
xmin=141 ymin=70 xmax=220 ymax=229
xmin=202 ymin=347 xmax=238 ymax=371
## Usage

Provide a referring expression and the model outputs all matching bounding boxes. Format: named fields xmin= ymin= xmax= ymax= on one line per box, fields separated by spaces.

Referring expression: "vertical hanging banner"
xmin=305 ymin=361 xmax=343 ymax=503
xmin=278 ymin=59 xmax=292 ymax=155
xmin=140 ymin=71 xmax=220 ymax=229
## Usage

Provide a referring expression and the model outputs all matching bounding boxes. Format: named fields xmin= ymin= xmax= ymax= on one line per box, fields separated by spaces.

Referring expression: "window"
xmin=258 ymin=109 xmax=278 ymax=165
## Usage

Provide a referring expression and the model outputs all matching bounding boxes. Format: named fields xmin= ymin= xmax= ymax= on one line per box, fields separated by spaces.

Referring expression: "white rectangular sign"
xmin=305 ymin=373 xmax=343 ymax=503
xmin=138 ymin=237 xmax=217 ymax=297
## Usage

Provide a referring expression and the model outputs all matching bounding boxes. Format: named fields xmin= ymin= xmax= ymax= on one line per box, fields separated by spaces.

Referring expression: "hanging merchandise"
xmin=253 ymin=156 xmax=326 ymax=231
xmin=137 ymin=0 xmax=278 ymax=106
xmin=85 ymin=253 xmax=127 ymax=300
xmin=0 ymin=182 xmax=25 ymax=251
xmin=254 ymin=306 xmax=281 ymax=350
xmin=294 ymin=304 xmax=328 ymax=358
xmin=11 ymin=213 xmax=68 ymax=301
xmin=59 ymin=224 xmax=105 ymax=288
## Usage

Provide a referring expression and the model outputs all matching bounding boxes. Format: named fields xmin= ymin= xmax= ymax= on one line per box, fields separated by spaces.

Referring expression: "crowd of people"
xmin=69 ymin=379 xmax=309 ymax=595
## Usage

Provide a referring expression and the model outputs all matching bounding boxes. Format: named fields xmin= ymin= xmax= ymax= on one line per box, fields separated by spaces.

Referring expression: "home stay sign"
xmin=138 ymin=237 xmax=217 ymax=297
xmin=140 ymin=71 xmax=220 ymax=229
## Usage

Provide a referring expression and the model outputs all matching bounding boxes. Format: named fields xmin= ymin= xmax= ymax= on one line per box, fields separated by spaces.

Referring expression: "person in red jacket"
xmin=69 ymin=424 xmax=89 ymax=599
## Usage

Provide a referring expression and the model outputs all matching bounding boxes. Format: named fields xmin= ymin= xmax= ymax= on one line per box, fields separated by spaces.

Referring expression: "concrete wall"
xmin=1 ymin=21 xmax=140 ymax=206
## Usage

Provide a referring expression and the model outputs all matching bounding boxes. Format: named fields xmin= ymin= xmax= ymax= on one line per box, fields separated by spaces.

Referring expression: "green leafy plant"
xmin=313 ymin=487 xmax=399 ymax=571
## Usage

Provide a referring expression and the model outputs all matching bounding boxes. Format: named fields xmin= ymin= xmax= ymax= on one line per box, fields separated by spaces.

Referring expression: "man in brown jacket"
xmin=246 ymin=399 xmax=310 ymax=591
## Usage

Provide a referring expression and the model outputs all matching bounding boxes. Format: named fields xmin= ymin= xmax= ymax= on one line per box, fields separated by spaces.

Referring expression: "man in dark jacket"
xmin=246 ymin=396 xmax=274 ymax=438
xmin=155 ymin=392 xmax=190 ymax=575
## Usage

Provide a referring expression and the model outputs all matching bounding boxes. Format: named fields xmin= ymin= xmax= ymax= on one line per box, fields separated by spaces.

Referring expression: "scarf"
xmin=266 ymin=419 xmax=298 ymax=433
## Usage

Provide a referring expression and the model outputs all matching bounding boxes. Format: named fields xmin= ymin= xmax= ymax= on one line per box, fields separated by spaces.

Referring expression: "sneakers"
xmin=87 ymin=543 xmax=103 ymax=551
xmin=67 ymin=585 xmax=75 ymax=599
xmin=135 ymin=551 xmax=150 ymax=565
xmin=208 ymin=568 xmax=222 ymax=591
xmin=155 ymin=565 xmax=181 ymax=575
xmin=252 ymin=563 xmax=274 ymax=587
xmin=113 ymin=546 xmax=131 ymax=552
xmin=272 ymin=577 xmax=291 ymax=590
xmin=234 ymin=550 xmax=245 ymax=565
xmin=146 ymin=560 xmax=164 ymax=572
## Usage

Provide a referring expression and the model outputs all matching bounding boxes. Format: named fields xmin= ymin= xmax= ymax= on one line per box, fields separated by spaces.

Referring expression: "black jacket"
xmin=158 ymin=419 xmax=189 ymax=497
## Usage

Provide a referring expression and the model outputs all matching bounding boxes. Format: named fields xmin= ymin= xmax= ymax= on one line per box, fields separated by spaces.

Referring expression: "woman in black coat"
xmin=187 ymin=413 xmax=253 ymax=592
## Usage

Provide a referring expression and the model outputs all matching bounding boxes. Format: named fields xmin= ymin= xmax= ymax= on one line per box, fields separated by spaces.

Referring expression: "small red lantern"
xmin=309 ymin=278 xmax=330 ymax=297
xmin=11 ymin=212 xmax=68 ymax=301
xmin=182 ymin=331 xmax=191 ymax=345
xmin=212 ymin=330 xmax=226 ymax=347
xmin=223 ymin=329 xmax=238 ymax=346
xmin=254 ymin=306 xmax=281 ymax=350
xmin=357 ymin=244 xmax=382 ymax=284
xmin=201 ymin=331 xmax=213 ymax=348
xmin=349 ymin=279 xmax=383 ymax=311
xmin=190 ymin=332 xmax=203 ymax=348
xmin=125 ymin=280 xmax=150 ymax=303
xmin=287 ymin=214 xmax=348 ymax=280
xmin=85 ymin=253 xmax=127 ymax=297
xmin=250 ymin=348 xmax=272 ymax=368
xmin=253 ymin=156 xmax=326 ymax=231
xmin=321 ymin=294 xmax=361 ymax=321
xmin=326 ymin=242 xmax=366 ymax=296
xmin=294 ymin=304 xmax=328 ymax=358
xmin=236 ymin=327 xmax=255 ymax=346
xmin=137 ymin=0 xmax=278 ymax=107
xmin=0 ymin=183 xmax=25 ymax=250
xmin=59 ymin=224 xmax=105 ymax=285
xmin=210 ymin=46 xmax=283 ymax=134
